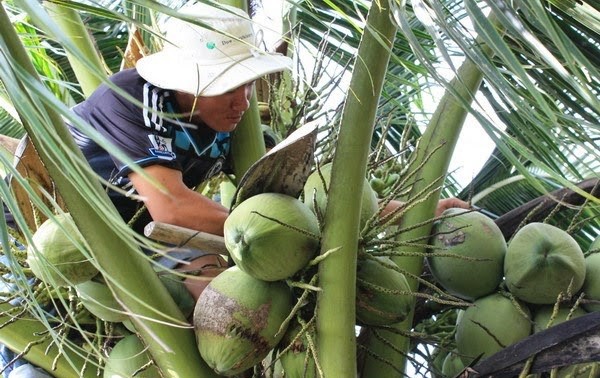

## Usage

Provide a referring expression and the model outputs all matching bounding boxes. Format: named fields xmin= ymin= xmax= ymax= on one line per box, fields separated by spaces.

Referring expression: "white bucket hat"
xmin=136 ymin=2 xmax=292 ymax=97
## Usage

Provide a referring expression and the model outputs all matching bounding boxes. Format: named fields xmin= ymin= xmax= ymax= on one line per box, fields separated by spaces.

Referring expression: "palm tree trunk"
xmin=316 ymin=2 xmax=396 ymax=376
xmin=230 ymin=94 xmax=268 ymax=183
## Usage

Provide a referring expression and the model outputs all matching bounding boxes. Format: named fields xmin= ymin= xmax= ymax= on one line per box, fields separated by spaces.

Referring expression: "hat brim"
xmin=136 ymin=51 xmax=292 ymax=97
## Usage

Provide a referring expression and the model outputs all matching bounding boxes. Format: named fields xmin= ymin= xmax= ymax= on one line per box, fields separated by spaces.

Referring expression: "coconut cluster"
xmin=426 ymin=211 xmax=600 ymax=375
xmin=194 ymin=192 xmax=321 ymax=376
xmin=303 ymin=163 xmax=413 ymax=328
xmin=194 ymin=163 xmax=417 ymax=376
xmin=26 ymin=213 xmax=98 ymax=287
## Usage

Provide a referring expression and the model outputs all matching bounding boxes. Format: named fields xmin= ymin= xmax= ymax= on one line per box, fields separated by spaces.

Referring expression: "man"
xmin=1 ymin=3 xmax=289 ymax=377
xmin=1 ymin=1 xmax=470 ymax=375
xmin=70 ymin=0 xmax=469 ymax=297
xmin=68 ymin=1 xmax=293 ymax=299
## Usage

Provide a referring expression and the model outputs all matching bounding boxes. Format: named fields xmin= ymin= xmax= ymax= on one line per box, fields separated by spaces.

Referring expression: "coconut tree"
xmin=0 ymin=0 xmax=599 ymax=377
xmin=293 ymin=0 xmax=599 ymax=376
xmin=0 ymin=0 xmax=293 ymax=375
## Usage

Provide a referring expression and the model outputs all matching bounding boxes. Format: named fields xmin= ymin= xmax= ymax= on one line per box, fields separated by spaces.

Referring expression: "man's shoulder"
xmin=81 ymin=69 xmax=146 ymax=107
xmin=111 ymin=69 xmax=175 ymax=110
xmin=75 ymin=69 xmax=177 ymax=136
xmin=107 ymin=68 xmax=150 ymax=98
xmin=110 ymin=68 xmax=145 ymax=85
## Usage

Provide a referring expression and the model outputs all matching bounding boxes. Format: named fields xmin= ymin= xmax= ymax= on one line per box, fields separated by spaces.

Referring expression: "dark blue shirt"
xmin=70 ymin=68 xmax=230 ymax=231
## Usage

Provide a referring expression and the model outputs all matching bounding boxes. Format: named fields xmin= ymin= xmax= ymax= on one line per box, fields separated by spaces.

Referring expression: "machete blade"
xmin=232 ymin=123 xmax=317 ymax=208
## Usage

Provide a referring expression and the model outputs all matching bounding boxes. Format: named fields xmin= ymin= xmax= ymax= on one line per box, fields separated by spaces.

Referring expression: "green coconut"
xmin=303 ymin=162 xmax=379 ymax=229
xmin=427 ymin=208 xmax=507 ymax=301
xmin=75 ymin=276 xmax=128 ymax=323
xmin=194 ymin=266 xmax=293 ymax=376
xmin=441 ymin=350 xmax=465 ymax=378
xmin=27 ymin=213 xmax=98 ymax=287
xmin=224 ymin=193 xmax=320 ymax=281
xmin=504 ymin=223 xmax=586 ymax=304
xmin=158 ymin=273 xmax=195 ymax=318
xmin=582 ymin=235 xmax=600 ymax=312
xmin=455 ymin=293 xmax=531 ymax=364
xmin=533 ymin=305 xmax=587 ymax=333
xmin=275 ymin=320 xmax=317 ymax=378
xmin=533 ymin=305 xmax=594 ymax=377
xmin=355 ymin=256 xmax=412 ymax=326
xmin=103 ymin=334 xmax=159 ymax=378
xmin=430 ymin=348 xmax=450 ymax=378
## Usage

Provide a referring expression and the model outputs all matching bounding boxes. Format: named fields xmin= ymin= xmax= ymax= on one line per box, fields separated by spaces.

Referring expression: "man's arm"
xmin=381 ymin=198 xmax=471 ymax=223
xmin=129 ymin=165 xmax=229 ymax=236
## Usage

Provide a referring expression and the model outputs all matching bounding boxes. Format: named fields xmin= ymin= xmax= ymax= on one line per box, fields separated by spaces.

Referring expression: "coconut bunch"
xmin=303 ymin=162 xmax=415 ymax=327
xmin=425 ymin=209 xmax=600 ymax=375
xmin=193 ymin=192 xmax=321 ymax=376
xmin=193 ymin=160 xmax=422 ymax=376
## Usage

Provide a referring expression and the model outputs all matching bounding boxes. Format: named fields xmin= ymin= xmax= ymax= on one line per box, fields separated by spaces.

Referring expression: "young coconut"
xmin=103 ymin=334 xmax=160 ymax=378
xmin=75 ymin=276 xmax=128 ymax=323
xmin=429 ymin=348 xmax=450 ymax=378
xmin=427 ymin=208 xmax=506 ymax=301
xmin=455 ymin=293 xmax=531 ymax=365
xmin=504 ymin=223 xmax=585 ymax=304
xmin=582 ymin=235 xmax=600 ymax=312
xmin=533 ymin=305 xmax=595 ymax=377
xmin=441 ymin=350 xmax=465 ymax=378
xmin=194 ymin=266 xmax=293 ymax=376
xmin=355 ymin=256 xmax=412 ymax=326
xmin=532 ymin=305 xmax=587 ymax=333
xmin=274 ymin=320 xmax=317 ymax=378
xmin=303 ymin=162 xmax=379 ymax=230
xmin=224 ymin=193 xmax=320 ymax=282
xmin=26 ymin=213 xmax=98 ymax=287
xmin=157 ymin=272 xmax=195 ymax=318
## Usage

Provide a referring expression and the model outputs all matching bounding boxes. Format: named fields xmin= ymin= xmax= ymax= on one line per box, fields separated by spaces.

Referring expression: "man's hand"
xmin=435 ymin=198 xmax=470 ymax=217
xmin=382 ymin=197 xmax=471 ymax=224
xmin=181 ymin=254 xmax=228 ymax=302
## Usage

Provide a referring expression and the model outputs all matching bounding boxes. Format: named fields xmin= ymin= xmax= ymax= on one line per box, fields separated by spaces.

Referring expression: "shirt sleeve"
xmin=82 ymin=75 xmax=181 ymax=179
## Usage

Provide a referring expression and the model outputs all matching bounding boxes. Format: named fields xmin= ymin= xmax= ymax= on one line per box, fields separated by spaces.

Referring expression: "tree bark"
xmin=495 ymin=178 xmax=600 ymax=240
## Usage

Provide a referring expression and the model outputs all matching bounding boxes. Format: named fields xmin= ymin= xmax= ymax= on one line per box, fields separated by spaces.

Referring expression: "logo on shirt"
xmin=148 ymin=135 xmax=176 ymax=160
xmin=204 ymin=157 xmax=225 ymax=181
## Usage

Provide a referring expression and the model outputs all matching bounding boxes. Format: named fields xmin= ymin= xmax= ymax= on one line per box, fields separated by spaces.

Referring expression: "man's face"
xmin=177 ymin=82 xmax=254 ymax=132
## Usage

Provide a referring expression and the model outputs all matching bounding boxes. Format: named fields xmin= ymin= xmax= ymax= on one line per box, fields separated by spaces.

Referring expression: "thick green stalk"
xmin=358 ymin=30 xmax=498 ymax=378
xmin=230 ymin=93 xmax=267 ymax=183
xmin=0 ymin=303 xmax=97 ymax=378
xmin=42 ymin=1 xmax=106 ymax=98
xmin=216 ymin=0 xmax=266 ymax=184
xmin=0 ymin=4 xmax=217 ymax=377
xmin=316 ymin=3 xmax=396 ymax=377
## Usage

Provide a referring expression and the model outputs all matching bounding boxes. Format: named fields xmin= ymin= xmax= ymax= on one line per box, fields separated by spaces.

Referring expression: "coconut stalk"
xmin=358 ymin=11 xmax=500 ymax=378
xmin=316 ymin=2 xmax=397 ymax=377
xmin=0 ymin=302 xmax=98 ymax=378
xmin=42 ymin=0 xmax=106 ymax=98
xmin=0 ymin=3 xmax=218 ymax=377
xmin=218 ymin=0 xmax=267 ymax=183
xmin=230 ymin=94 xmax=267 ymax=182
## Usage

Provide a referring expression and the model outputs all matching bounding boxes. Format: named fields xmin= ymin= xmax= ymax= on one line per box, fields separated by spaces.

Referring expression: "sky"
xmin=254 ymin=2 xmax=497 ymax=189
